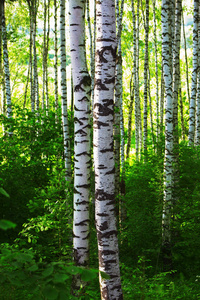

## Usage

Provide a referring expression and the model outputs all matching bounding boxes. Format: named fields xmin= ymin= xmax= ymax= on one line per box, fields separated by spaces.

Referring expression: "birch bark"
xmin=162 ymin=0 xmax=173 ymax=251
xmin=94 ymin=1 xmax=123 ymax=298
xmin=69 ymin=0 xmax=91 ymax=268
xmin=1 ymin=0 xmax=12 ymax=121
xmin=60 ymin=0 xmax=71 ymax=181
xmin=189 ymin=0 xmax=199 ymax=146
xmin=54 ymin=0 xmax=58 ymax=121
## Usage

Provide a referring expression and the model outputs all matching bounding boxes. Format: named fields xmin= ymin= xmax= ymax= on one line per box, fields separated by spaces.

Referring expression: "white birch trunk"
xmin=42 ymin=0 xmax=47 ymax=110
xmin=153 ymin=0 xmax=160 ymax=144
xmin=1 ymin=0 xmax=12 ymax=122
xmin=182 ymin=11 xmax=190 ymax=104
xmin=189 ymin=0 xmax=199 ymax=146
xmin=69 ymin=0 xmax=91 ymax=268
xmin=162 ymin=0 xmax=173 ymax=247
xmin=94 ymin=1 xmax=123 ymax=298
xmin=195 ymin=3 xmax=200 ymax=145
xmin=60 ymin=0 xmax=71 ymax=181
xmin=54 ymin=0 xmax=58 ymax=121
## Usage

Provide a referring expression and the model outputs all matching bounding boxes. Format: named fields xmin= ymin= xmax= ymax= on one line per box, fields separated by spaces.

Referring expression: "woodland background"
xmin=1 ymin=0 xmax=200 ymax=299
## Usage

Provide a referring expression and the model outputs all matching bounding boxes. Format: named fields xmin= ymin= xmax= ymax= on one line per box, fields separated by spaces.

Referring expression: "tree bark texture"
xmin=93 ymin=0 xmax=123 ymax=299
xmin=69 ymin=0 xmax=91 ymax=268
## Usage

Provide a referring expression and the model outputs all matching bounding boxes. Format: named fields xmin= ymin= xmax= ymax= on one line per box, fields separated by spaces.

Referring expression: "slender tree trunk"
xmin=1 ymin=0 xmax=12 ymax=122
xmin=45 ymin=0 xmax=50 ymax=112
xmin=126 ymin=73 xmax=134 ymax=160
xmin=153 ymin=0 xmax=159 ymax=145
xmin=54 ymin=0 xmax=58 ymax=122
xmin=148 ymin=68 xmax=154 ymax=148
xmin=143 ymin=0 xmax=149 ymax=155
xmin=115 ymin=0 xmax=124 ymax=204
xmin=33 ymin=0 xmax=39 ymax=112
xmin=182 ymin=11 xmax=190 ymax=104
xmin=0 ymin=4 xmax=3 ymax=116
xmin=42 ymin=0 xmax=47 ymax=110
xmin=69 ymin=0 xmax=91 ymax=271
xmin=60 ymin=0 xmax=71 ymax=181
xmin=94 ymin=1 xmax=123 ymax=298
xmin=189 ymin=0 xmax=199 ymax=146
xmin=160 ymin=69 xmax=164 ymax=136
xmin=195 ymin=4 xmax=200 ymax=145
xmin=161 ymin=0 xmax=173 ymax=267
xmin=179 ymin=83 xmax=185 ymax=141
xmin=137 ymin=0 xmax=142 ymax=159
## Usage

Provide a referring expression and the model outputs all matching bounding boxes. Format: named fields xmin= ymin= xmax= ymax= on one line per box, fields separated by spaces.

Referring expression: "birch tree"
xmin=54 ymin=0 xmax=58 ymax=120
xmin=161 ymin=0 xmax=173 ymax=261
xmin=189 ymin=0 xmax=199 ymax=146
xmin=93 ymin=0 xmax=123 ymax=298
xmin=69 ymin=0 xmax=91 ymax=269
xmin=60 ymin=0 xmax=71 ymax=181
xmin=1 ymin=0 xmax=12 ymax=122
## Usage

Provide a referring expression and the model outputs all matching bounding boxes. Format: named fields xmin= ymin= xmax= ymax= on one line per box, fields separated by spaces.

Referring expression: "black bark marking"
xmin=76 ymin=184 xmax=90 ymax=189
xmin=95 ymin=189 xmax=115 ymax=201
xmin=104 ymin=76 xmax=115 ymax=84
xmin=94 ymin=79 xmax=109 ymax=90
xmin=105 ymin=167 xmax=115 ymax=175
xmin=74 ymin=105 xmax=84 ymax=111
xmin=76 ymin=151 xmax=90 ymax=157
xmin=96 ymin=45 xmax=117 ymax=63
xmin=93 ymin=99 xmax=113 ymax=116
xmin=74 ymin=188 xmax=81 ymax=195
xmin=75 ymin=219 xmax=90 ymax=226
xmin=97 ymin=213 xmax=109 ymax=217
xmin=75 ymin=129 xmax=87 ymax=136
xmin=74 ymin=75 xmax=91 ymax=92
xmin=99 ymin=221 xmax=108 ymax=231
xmin=93 ymin=120 xmax=109 ymax=129
xmin=83 ymin=233 xmax=90 ymax=240
xmin=78 ymin=96 xmax=89 ymax=102
xmin=98 ymin=164 xmax=106 ymax=169
xmin=97 ymin=230 xmax=118 ymax=239
xmin=74 ymin=117 xmax=84 ymax=125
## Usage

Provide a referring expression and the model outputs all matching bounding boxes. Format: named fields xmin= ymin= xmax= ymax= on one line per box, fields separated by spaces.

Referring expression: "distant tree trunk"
xmin=93 ymin=1 xmax=123 ymax=298
xmin=60 ymin=0 xmax=71 ymax=181
xmin=27 ymin=0 xmax=34 ymax=112
xmin=161 ymin=0 xmax=173 ymax=267
xmin=69 ymin=0 xmax=91 ymax=272
xmin=115 ymin=0 xmax=124 ymax=202
xmin=189 ymin=0 xmax=199 ymax=146
xmin=159 ymin=69 xmax=164 ymax=136
xmin=148 ymin=68 xmax=154 ymax=148
xmin=54 ymin=0 xmax=58 ymax=121
xmin=0 ymin=5 xmax=3 ymax=116
xmin=45 ymin=0 xmax=50 ymax=112
xmin=195 ymin=8 xmax=200 ymax=145
xmin=42 ymin=0 xmax=47 ymax=110
xmin=137 ymin=0 xmax=142 ymax=159
xmin=179 ymin=83 xmax=185 ymax=141
xmin=182 ymin=11 xmax=190 ymax=104
xmin=153 ymin=0 xmax=159 ymax=144
xmin=143 ymin=0 xmax=149 ymax=155
xmin=33 ymin=0 xmax=39 ymax=112
xmin=126 ymin=73 xmax=134 ymax=160
xmin=1 ymin=0 xmax=12 ymax=122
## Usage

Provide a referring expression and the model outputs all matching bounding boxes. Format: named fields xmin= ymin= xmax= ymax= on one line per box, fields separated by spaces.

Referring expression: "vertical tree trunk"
xmin=33 ymin=0 xmax=39 ymax=112
xmin=189 ymin=0 xmax=199 ymax=146
xmin=161 ymin=0 xmax=173 ymax=266
xmin=69 ymin=0 xmax=91 ymax=271
xmin=42 ymin=0 xmax=47 ymax=110
xmin=179 ymin=83 xmax=185 ymax=141
xmin=153 ymin=0 xmax=160 ymax=145
xmin=60 ymin=0 xmax=71 ymax=181
xmin=114 ymin=0 xmax=124 ymax=205
xmin=195 ymin=4 xmax=200 ymax=145
xmin=45 ymin=0 xmax=50 ymax=112
xmin=94 ymin=1 xmax=123 ymax=299
xmin=182 ymin=11 xmax=190 ymax=104
xmin=1 ymin=0 xmax=12 ymax=122
xmin=143 ymin=0 xmax=149 ymax=155
xmin=54 ymin=0 xmax=58 ymax=121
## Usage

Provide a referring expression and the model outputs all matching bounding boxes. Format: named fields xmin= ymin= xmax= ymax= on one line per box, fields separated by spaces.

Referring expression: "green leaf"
xmin=15 ymin=253 xmax=33 ymax=263
xmin=81 ymin=269 xmax=98 ymax=281
xmin=0 ymin=220 xmax=16 ymax=230
xmin=0 ymin=187 xmax=9 ymax=197
xmin=100 ymin=271 xmax=110 ymax=280
xmin=42 ymin=285 xmax=58 ymax=300
xmin=42 ymin=265 xmax=54 ymax=278
xmin=53 ymin=273 xmax=69 ymax=283
xmin=65 ymin=265 xmax=82 ymax=275
xmin=28 ymin=264 xmax=38 ymax=272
